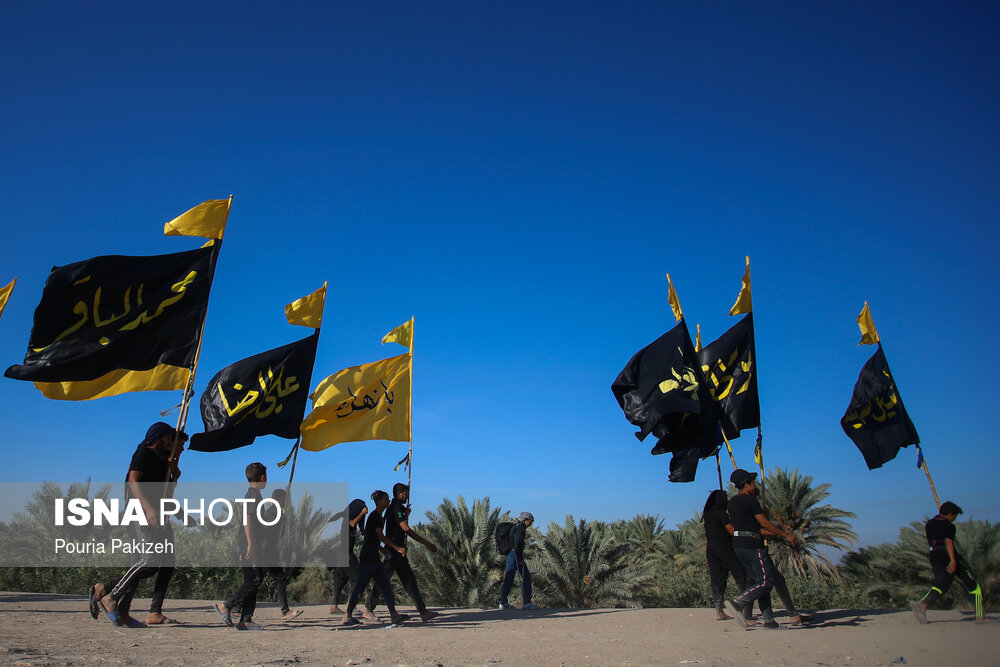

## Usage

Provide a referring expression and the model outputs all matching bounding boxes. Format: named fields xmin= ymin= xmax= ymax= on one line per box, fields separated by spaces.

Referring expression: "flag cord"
xmin=755 ymin=426 xmax=766 ymax=510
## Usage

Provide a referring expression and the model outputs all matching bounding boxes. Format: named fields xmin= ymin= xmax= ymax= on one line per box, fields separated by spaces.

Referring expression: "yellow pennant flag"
xmin=857 ymin=301 xmax=880 ymax=345
xmin=285 ymin=283 xmax=327 ymax=328
xmin=665 ymin=274 xmax=684 ymax=322
xmin=382 ymin=318 xmax=413 ymax=349
xmin=730 ymin=256 xmax=753 ymax=315
xmin=300 ymin=353 xmax=411 ymax=451
xmin=695 ymin=323 xmax=702 ymax=352
xmin=163 ymin=198 xmax=231 ymax=240
xmin=0 ymin=277 xmax=16 ymax=319
xmin=34 ymin=364 xmax=190 ymax=401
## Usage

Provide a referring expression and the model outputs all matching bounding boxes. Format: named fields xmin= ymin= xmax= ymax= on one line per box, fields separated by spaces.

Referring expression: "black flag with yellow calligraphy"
xmin=841 ymin=346 xmax=920 ymax=470
xmin=612 ymin=320 xmax=724 ymax=482
xmin=697 ymin=313 xmax=760 ymax=436
xmin=189 ymin=332 xmax=319 ymax=452
xmin=5 ymin=245 xmax=217 ymax=383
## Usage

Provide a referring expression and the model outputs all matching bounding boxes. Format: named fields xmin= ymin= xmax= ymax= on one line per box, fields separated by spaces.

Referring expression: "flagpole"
xmin=286 ymin=437 xmax=301 ymax=495
xmin=877 ymin=340 xmax=938 ymax=508
xmin=720 ymin=432 xmax=738 ymax=469
xmin=715 ymin=452 xmax=723 ymax=490
xmin=407 ymin=317 xmax=414 ymax=495
xmin=920 ymin=455 xmax=941 ymax=509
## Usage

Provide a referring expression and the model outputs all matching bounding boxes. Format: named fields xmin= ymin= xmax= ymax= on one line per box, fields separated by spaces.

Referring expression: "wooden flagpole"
xmin=407 ymin=317 xmax=414 ymax=494
xmin=715 ymin=452 xmax=723 ymax=490
xmin=920 ymin=453 xmax=941 ymax=509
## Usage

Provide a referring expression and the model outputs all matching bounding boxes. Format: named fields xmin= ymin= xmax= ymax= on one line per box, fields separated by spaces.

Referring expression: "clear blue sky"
xmin=1 ymin=2 xmax=997 ymax=550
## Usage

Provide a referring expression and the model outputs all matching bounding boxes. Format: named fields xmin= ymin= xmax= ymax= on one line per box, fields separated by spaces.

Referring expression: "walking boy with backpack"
xmin=498 ymin=512 xmax=539 ymax=610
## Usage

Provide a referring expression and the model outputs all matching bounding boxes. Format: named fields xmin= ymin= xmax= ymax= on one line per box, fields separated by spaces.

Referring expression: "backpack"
xmin=495 ymin=521 xmax=515 ymax=555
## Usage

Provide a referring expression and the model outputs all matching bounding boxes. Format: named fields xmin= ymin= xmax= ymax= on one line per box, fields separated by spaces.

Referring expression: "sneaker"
xmin=910 ymin=600 xmax=928 ymax=624
xmin=420 ymin=610 xmax=439 ymax=622
xmin=762 ymin=620 xmax=780 ymax=629
xmin=523 ymin=603 xmax=540 ymax=610
xmin=390 ymin=612 xmax=410 ymax=624
xmin=342 ymin=615 xmax=361 ymax=626
xmin=235 ymin=621 xmax=262 ymax=631
xmin=499 ymin=602 xmax=513 ymax=610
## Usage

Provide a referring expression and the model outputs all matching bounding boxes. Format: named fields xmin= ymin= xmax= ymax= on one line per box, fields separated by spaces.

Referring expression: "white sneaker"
xmin=523 ymin=603 xmax=540 ymax=610
xmin=499 ymin=603 xmax=513 ymax=610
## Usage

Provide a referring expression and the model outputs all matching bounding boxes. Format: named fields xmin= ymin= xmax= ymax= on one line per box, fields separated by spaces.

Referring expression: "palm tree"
xmin=534 ymin=515 xmax=649 ymax=608
xmin=761 ymin=467 xmax=858 ymax=579
xmin=407 ymin=495 xmax=507 ymax=607
xmin=610 ymin=514 xmax=673 ymax=567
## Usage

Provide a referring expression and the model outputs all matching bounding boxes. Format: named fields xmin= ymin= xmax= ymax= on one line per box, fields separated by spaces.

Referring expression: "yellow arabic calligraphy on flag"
xmin=300 ymin=353 xmax=411 ymax=451
xmin=0 ymin=278 xmax=16 ymax=319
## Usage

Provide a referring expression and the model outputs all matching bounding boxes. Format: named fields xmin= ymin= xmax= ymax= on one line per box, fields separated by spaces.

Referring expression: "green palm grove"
xmin=0 ymin=468 xmax=994 ymax=615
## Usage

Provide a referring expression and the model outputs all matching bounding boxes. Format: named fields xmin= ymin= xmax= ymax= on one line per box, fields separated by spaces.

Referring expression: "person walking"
xmin=702 ymin=490 xmax=747 ymax=620
xmin=329 ymin=499 xmax=367 ymax=616
xmin=91 ymin=422 xmax=185 ymax=628
xmin=364 ymin=483 xmax=439 ymax=622
xmin=214 ymin=462 xmax=269 ymax=630
xmin=500 ymin=512 xmax=539 ymax=610
xmin=342 ymin=490 xmax=408 ymax=626
xmin=910 ymin=501 xmax=984 ymax=623
xmin=725 ymin=469 xmax=796 ymax=630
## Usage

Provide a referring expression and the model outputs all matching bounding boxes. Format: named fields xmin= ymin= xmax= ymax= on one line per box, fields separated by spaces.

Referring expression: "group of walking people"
xmin=89 ymin=421 xmax=539 ymax=629
xmin=704 ymin=468 xmax=985 ymax=629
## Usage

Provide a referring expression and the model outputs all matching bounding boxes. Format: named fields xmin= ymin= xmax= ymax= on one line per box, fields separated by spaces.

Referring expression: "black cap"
xmin=730 ymin=468 xmax=758 ymax=488
xmin=142 ymin=422 xmax=187 ymax=445
xmin=939 ymin=501 xmax=963 ymax=516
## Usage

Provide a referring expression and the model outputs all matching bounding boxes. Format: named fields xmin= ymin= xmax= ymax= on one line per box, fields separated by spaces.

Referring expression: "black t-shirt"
xmin=360 ymin=510 xmax=385 ymax=564
xmin=347 ymin=498 xmax=367 ymax=549
xmin=728 ymin=493 xmax=764 ymax=549
xmin=925 ymin=515 xmax=956 ymax=563
xmin=703 ymin=509 xmax=734 ymax=552
xmin=237 ymin=487 xmax=265 ymax=559
xmin=383 ymin=498 xmax=408 ymax=548
xmin=127 ymin=446 xmax=169 ymax=484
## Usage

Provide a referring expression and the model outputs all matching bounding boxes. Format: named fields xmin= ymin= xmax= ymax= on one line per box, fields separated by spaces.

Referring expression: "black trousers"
xmin=707 ymin=545 xmax=747 ymax=612
xmin=226 ymin=566 xmax=264 ymax=624
xmin=366 ymin=553 xmax=426 ymax=613
xmin=330 ymin=550 xmax=359 ymax=606
xmin=922 ymin=557 xmax=979 ymax=608
xmin=108 ymin=523 xmax=174 ymax=617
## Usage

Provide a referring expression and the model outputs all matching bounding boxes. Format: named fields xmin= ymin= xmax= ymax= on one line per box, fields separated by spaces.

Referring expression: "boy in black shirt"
xmin=910 ymin=501 xmax=984 ymax=623
xmin=329 ymin=498 xmax=367 ymax=616
xmin=364 ymin=483 xmax=439 ymax=622
xmin=343 ymin=490 xmax=408 ymax=626
xmin=93 ymin=422 xmax=185 ymax=627
xmin=214 ymin=462 xmax=268 ymax=630
xmin=725 ymin=469 xmax=796 ymax=630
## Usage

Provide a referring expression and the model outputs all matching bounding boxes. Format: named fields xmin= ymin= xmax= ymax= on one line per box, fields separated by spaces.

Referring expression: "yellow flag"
xmin=666 ymin=274 xmax=683 ymax=322
xmin=0 ymin=278 xmax=16 ymax=319
xmin=300 ymin=353 xmax=411 ymax=451
xmin=382 ymin=318 xmax=413 ymax=349
xmin=695 ymin=323 xmax=702 ymax=352
xmin=285 ymin=283 xmax=327 ymax=328
xmin=34 ymin=364 xmax=190 ymax=401
xmin=857 ymin=301 xmax=880 ymax=345
xmin=729 ymin=256 xmax=753 ymax=315
xmin=163 ymin=198 xmax=231 ymax=240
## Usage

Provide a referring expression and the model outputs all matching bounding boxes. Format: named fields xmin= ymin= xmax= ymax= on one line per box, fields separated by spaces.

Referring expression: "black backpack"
xmin=495 ymin=521 xmax=515 ymax=555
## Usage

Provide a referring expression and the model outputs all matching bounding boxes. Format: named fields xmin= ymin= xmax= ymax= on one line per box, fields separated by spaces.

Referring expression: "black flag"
xmin=698 ymin=313 xmax=760 ymax=436
xmin=189 ymin=332 xmax=319 ymax=452
xmin=841 ymin=346 xmax=920 ymax=470
xmin=612 ymin=321 xmax=723 ymax=482
xmin=5 ymin=245 xmax=217 ymax=383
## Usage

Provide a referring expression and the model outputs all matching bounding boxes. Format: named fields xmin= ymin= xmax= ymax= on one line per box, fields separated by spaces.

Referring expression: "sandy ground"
xmin=0 ymin=593 xmax=997 ymax=667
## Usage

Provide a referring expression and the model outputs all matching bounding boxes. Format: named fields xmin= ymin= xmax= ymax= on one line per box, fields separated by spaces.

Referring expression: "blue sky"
xmin=1 ymin=2 xmax=997 ymax=550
